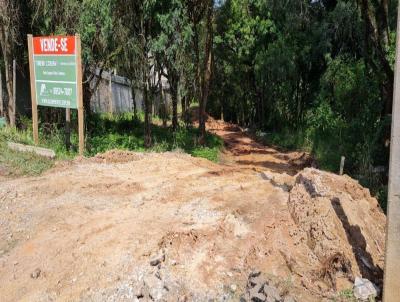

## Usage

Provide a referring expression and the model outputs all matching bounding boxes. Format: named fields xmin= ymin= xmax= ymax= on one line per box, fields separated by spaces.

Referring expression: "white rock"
xmin=353 ymin=277 xmax=378 ymax=301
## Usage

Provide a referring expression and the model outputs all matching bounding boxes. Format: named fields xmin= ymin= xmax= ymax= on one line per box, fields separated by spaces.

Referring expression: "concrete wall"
xmin=90 ymin=70 xmax=137 ymax=114
xmin=90 ymin=69 xmax=171 ymax=115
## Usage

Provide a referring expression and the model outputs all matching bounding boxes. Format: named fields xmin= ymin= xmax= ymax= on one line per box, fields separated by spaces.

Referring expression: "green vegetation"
xmin=0 ymin=129 xmax=54 ymax=176
xmin=335 ymin=289 xmax=357 ymax=302
xmin=260 ymin=123 xmax=388 ymax=209
xmin=0 ymin=113 xmax=222 ymax=176
xmin=86 ymin=113 xmax=222 ymax=161
xmin=0 ymin=0 xmax=396 ymax=208
xmin=210 ymin=0 xmax=394 ymax=209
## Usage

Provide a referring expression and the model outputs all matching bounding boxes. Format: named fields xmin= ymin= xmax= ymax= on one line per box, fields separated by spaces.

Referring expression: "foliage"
xmin=0 ymin=113 xmax=223 ymax=173
xmin=0 ymin=0 xmax=396 ymax=208
xmin=30 ymin=0 xmax=115 ymax=69
xmin=86 ymin=113 xmax=222 ymax=161
xmin=211 ymin=0 xmax=393 ymax=208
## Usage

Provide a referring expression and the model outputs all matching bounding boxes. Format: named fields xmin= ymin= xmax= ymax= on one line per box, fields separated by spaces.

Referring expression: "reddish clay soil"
xmin=206 ymin=117 xmax=313 ymax=175
xmin=0 ymin=118 xmax=386 ymax=302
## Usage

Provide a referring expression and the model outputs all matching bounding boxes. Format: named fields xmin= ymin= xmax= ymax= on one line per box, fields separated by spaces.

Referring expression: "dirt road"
xmin=206 ymin=118 xmax=312 ymax=175
xmin=0 ymin=121 xmax=386 ymax=302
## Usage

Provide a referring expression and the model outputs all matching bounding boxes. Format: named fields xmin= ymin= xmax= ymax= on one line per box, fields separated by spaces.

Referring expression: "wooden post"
xmin=76 ymin=34 xmax=84 ymax=156
xmin=13 ymin=59 xmax=16 ymax=116
xmin=339 ymin=156 xmax=345 ymax=175
xmin=383 ymin=2 xmax=400 ymax=300
xmin=65 ymin=108 xmax=71 ymax=151
xmin=0 ymin=71 xmax=3 ymax=117
xmin=27 ymin=34 xmax=39 ymax=144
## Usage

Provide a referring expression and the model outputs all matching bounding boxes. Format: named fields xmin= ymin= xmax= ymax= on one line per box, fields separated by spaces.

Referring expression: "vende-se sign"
xmin=33 ymin=36 xmax=76 ymax=55
xmin=28 ymin=34 xmax=84 ymax=155
xmin=31 ymin=36 xmax=78 ymax=109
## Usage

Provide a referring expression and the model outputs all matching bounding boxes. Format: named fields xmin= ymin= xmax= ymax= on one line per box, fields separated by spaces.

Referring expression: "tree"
xmin=153 ymin=0 xmax=193 ymax=131
xmin=183 ymin=0 xmax=215 ymax=142
xmin=114 ymin=0 xmax=159 ymax=147
xmin=356 ymin=0 xmax=393 ymax=114
xmin=208 ymin=0 xmax=392 ymax=199
xmin=30 ymin=0 xmax=116 ymax=117
xmin=0 ymin=0 xmax=20 ymax=126
xmin=198 ymin=0 xmax=214 ymax=143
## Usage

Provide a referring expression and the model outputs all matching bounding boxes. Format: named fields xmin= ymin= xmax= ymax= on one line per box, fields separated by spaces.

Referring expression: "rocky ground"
xmin=0 ymin=120 xmax=386 ymax=301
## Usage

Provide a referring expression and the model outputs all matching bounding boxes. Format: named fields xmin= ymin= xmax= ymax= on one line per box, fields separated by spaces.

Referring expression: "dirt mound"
xmin=187 ymin=107 xmax=242 ymax=132
xmin=0 ymin=150 xmax=386 ymax=301
xmin=92 ymin=149 xmax=145 ymax=163
xmin=187 ymin=106 xmax=209 ymax=123
xmin=288 ymin=168 xmax=386 ymax=289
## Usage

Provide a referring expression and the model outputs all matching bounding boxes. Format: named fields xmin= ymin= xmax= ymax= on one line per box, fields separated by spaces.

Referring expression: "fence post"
xmin=339 ymin=156 xmax=345 ymax=175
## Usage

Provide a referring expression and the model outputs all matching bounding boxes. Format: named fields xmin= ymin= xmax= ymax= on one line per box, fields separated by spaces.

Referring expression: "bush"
xmin=264 ymin=56 xmax=389 ymax=210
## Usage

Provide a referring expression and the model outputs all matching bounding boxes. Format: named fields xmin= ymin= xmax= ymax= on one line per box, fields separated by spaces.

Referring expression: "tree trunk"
xmin=359 ymin=0 xmax=393 ymax=115
xmin=171 ymin=74 xmax=178 ymax=131
xmin=144 ymin=78 xmax=152 ymax=147
xmin=181 ymin=95 xmax=186 ymax=122
xmin=0 ymin=1 xmax=20 ymax=127
xmin=193 ymin=26 xmax=202 ymax=103
xmin=379 ymin=0 xmax=390 ymax=45
xmin=172 ymin=88 xmax=178 ymax=131
xmin=199 ymin=0 xmax=213 ymax=144
xmin=0 ymin=70 xmax=3 ymax=117
xmin=184 ymin=91 xmax=191 ymax=127
xmin=5 ymin=58 xmax=15 ymax=126
xmin=131 ymin=83 xmax=137 ymax=118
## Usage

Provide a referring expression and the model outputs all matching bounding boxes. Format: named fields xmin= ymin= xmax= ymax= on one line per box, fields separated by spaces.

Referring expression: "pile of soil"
xmin=92 ymin=149 xmax=145 ymax=163
xmin=0 ymin=149 xmax=386 ymax=301
xmin=288 ymin=168 xmax=386 ymax=294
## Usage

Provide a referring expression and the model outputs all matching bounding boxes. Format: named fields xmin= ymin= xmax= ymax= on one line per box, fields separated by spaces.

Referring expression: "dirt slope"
xmin=0 ymin=141 xmax=386 ymax=301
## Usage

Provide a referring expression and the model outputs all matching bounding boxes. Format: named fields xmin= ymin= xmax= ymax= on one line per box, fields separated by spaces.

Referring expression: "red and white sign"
xmin=33 ymin=36 xmax=76 ymax=55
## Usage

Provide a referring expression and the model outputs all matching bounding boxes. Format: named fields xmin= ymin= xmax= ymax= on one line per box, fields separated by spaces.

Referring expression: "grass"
xmin=264 ymin=128 xmax=342 ymax=172
xmin=0 ymin=130 xmax=54 ymax=177
xmin=0 ymin=112 xmax=223 ymax=176
xmin=86 ymin=113 xmax=222 ymax=161
xmin=334 ymin=289 xmax=357 ymax=302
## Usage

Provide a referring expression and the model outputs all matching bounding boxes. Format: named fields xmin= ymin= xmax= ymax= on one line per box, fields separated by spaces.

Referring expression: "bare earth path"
xmin=0 ymin=120 xmax=386 ymax=302
xmin=206 ymin=118 xmax=311 ymax=174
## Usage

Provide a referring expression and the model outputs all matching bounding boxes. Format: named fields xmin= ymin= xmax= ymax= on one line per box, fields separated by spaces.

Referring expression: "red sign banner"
xmin=33 ymin=36 xmax=76 ymax=55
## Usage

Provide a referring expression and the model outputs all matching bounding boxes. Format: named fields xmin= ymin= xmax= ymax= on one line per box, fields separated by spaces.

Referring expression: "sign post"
xmin=383 ymin=2 xmax=400 ymax=301
xmin=27 ymin=34 xmax=84 ymax=155
xmin=76 ymin=34 xmax=84 ymax=156
xmin=0 ymin=71 xmax=3 ymax=117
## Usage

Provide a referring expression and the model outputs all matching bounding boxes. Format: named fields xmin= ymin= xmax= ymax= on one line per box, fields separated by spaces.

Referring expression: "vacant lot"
xmin=0 ymin=122 xmax=386 ymax=302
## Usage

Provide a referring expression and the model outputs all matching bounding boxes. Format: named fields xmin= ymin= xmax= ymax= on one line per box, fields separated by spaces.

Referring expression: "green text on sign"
xmin=33 ymin=55 xmax=78 ymax=109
